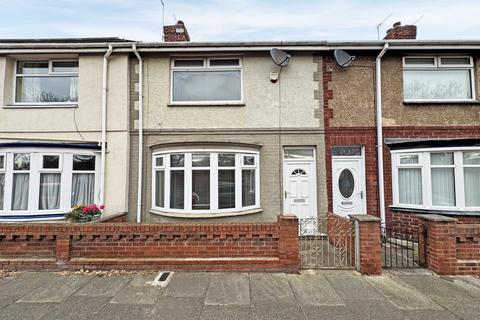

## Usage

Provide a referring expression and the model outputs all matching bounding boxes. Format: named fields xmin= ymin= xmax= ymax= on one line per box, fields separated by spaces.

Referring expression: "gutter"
xmin=132 ymin=44 xmax=143 ymax=224
xmin=375 ymin=43 xmax=389 ymax=226
xmin=100 ymin=44 xmax=113 ymax=209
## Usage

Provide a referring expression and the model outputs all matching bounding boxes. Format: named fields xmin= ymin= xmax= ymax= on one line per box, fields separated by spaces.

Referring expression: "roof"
xmin=1 ymin=38 xmax=480 ymax=53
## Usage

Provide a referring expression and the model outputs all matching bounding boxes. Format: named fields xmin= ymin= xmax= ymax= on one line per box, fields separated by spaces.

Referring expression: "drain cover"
xmin=151 ymin=271 xmax=174 ymax=287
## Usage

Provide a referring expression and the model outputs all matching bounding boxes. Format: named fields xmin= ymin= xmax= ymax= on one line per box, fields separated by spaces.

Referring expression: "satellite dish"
xmin=270 ymin=48 xmax=291 ymax=67
xmin=334 ymin=49 xmax=356 ymax=68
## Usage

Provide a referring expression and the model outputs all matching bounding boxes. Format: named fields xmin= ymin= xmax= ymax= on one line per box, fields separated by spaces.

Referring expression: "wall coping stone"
xmin=417 ymin=214 xmax=458 ymax=222
xmin=350 ymin=214 xmax=381 ymax=222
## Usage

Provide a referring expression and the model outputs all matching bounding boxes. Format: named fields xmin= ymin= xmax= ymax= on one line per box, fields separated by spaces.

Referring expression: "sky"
xmin=0 ymin=0 xmax=479 ymax=42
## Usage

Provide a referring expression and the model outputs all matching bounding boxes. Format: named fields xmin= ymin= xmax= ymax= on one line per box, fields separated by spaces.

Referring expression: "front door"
xmin=283 ymin=148 xmax=317 ymax=220
xmin=332 ymin=146 xmax=366 ymax=217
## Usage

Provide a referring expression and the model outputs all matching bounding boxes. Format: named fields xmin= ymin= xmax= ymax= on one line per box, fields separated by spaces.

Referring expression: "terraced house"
xmin=0 ymin=21 xmax=479 ymax=274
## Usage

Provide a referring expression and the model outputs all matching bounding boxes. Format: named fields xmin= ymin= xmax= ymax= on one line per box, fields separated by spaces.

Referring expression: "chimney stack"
xmin=384 ymin=21 xmax=417 ymax=40
xmin=163 ymin=20 xmax=190 ymax=42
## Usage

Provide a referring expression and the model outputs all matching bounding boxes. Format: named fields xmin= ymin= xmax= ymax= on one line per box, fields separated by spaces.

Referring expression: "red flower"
xmin=99 ymin=204 xmax=105 ymax=210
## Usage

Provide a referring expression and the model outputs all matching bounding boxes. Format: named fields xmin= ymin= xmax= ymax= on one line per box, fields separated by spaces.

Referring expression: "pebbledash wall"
xmin=323 ymin=53 xmax=480 ymax=219
xmin=0 ymin=215 xmax=299 ymax=272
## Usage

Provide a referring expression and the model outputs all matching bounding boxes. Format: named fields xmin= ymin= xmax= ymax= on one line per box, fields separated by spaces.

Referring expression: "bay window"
xmin=403 ymin=56 xmax=475 ymax=101
xmin=152 ymin=149 xmax=260 ymax=215
xmin=0 ymin=148 xmax=100 ymax=221
xmin=392 ymin=148 xmax=480 ymax=211
xmin=14 ymin=60 xmax=79 ymax=104
xmin=171 ymin=58 xmax=242 ymax=103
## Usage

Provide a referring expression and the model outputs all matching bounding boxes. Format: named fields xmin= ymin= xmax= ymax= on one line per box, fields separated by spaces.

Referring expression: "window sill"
xmin=3 ymin=104 xmax=78 ymax=109
xmin=150 ymin=207 xmax=262 ymax=219
xmin=403 ymin=100 xmax=480 ymax=105
xmin=167 ymin=102 xmax=246 ymax=107
xmin=390 ymin=205 xmax=480 ymax=216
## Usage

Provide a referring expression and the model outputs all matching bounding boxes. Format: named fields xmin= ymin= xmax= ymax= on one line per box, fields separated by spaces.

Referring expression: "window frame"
xmin=170 ymin=57 xmax=244 ymax=105
xmin=0 ymin=148 xmax=100 ymax=217
xmin=151 ymin=148 xmax=260 ymax=216
xmin=391 ymin=147 xmax=480 ymax=212
xmin=402 ymin=55 xmax=476 ymax=102
xmin=13 ymin=59 xmax=79 ymax=106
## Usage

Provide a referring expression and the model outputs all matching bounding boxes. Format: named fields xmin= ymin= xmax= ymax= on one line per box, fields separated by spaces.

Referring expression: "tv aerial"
xmin=334 ymin=49 xmax=356 ymax=68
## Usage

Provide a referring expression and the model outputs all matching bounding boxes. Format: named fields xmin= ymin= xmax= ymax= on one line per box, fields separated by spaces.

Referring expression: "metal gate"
xmin=299 ymin=217 xmax=355 ymax=269
xmin=381 ymin=220 xmax=424 ymax=268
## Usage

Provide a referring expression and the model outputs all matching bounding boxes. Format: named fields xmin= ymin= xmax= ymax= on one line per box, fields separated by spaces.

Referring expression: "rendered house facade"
xmin=0 ymin=38 xmax=132 ymax=221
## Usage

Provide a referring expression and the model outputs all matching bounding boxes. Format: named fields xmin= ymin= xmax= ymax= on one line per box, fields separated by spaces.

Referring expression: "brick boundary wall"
xmin=418 ymin=214 xmax=480 ymax=275
xmin=350 ymin=215 xmax=382 ymax=275
xmin=0 ymin=215 xmax=299 ymax=273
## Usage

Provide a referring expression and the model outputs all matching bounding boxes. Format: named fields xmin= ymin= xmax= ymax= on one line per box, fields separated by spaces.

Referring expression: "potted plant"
xmin=67 ymin=204 xmax=104 ymax=222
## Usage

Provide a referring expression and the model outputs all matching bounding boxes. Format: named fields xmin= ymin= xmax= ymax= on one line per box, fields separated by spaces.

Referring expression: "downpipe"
xmin=375 ymin=43 xmax=389 ymax=226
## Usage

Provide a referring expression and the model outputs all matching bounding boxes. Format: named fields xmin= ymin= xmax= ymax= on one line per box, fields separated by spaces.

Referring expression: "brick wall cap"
xmin=349 ymin=214 xmax=381 ymax=222
xmin=417 ymin=214 xmax=458 ymax=222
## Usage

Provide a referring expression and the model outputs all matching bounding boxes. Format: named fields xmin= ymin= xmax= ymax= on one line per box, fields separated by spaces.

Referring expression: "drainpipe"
xmin=100 ymin=44 xmax=113 ymax=208
xmin=375 ymin=43 xmax=389 ymax=226
xmin=132 ymin=44 xmax=143 ymax=224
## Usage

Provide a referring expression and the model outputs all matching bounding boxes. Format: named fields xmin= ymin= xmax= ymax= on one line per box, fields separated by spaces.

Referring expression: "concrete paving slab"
xmin=345 ymin=299 xmax=408 ymax=320
xmin=365 ymin=275 xmax=443 ymax=310
xmin=0 ymin=302 xmax=56 ymax=320
xmin=150 ymin=297 xmax=204 ymax=320
xmin=200 ymin=305 xmax=252 ymax=320
xmin=205 ymin=273 xmax=250 ymax=306
xmin=110 ymin=285 xmax=163 ymax=305
xmin=0 ymin=272 xmax=58 ymax=297
xmin=74 ymin=275 xmax=132 ymax=297
xmin=402 ymin=309 xmax=461 ymax=320
xmin=450 ymin=276 xmax=480 ymax=299
xmin=249 ymin=273 xmax=294 ymax=304
xmin=395 ymin=275 xmax=476 ymax=301
xmin=252 ymin=302 xmax=304 ymax=320
xmin=164 ymin=272 xmax=211 ymax=298
xmin=90 ymin=303 xmax=154 ymax=320
xmin=302 ymin=306 xmax=359 ymax=320
xmin=287 ymin=274 xmax=344 ymax=307
xmin=325 ymin=274 xmax=383 ymax=300
xmin=40 ymin=296 xmax=111 ymax=320
xmin=433 ymin=299 xmax=480 ymax=320
xmin=19 ymin=275 xmax=91 ymax=303
xmin=0 ymin=295 xmax=21 ymax=310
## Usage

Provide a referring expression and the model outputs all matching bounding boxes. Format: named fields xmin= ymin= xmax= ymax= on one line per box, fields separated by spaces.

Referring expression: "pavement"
xmin=1 ymin=269 xmax=480 ymax=320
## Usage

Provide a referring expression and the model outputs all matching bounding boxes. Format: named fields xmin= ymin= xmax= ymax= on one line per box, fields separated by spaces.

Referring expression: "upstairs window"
xmin=403 ymin=56 xmax=474 ymax=101
xmin=171 ymin=58 xmax=242 ymax=103
xmin=15 ymin=60 xmax=79 ymax=104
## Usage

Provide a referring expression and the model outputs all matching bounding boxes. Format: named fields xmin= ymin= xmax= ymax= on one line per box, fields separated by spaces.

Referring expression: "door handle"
xmin=360 ymin=191 xmax=364 ymax=199
xmin=285 ymin=190 xmax=288 ymax=199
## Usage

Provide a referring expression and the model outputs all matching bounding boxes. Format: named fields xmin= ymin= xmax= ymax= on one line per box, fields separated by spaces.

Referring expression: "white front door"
xmin=332 ymin=152 xmax=366 ymax=217
xmin=283 ymin=156 xmax=317 ymax=220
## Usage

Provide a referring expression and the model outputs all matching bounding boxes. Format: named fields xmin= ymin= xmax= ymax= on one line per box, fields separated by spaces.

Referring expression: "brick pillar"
xmin=350 ymin=215 xmax=382 ymax=275
xmin=417 ymin=214 xmax=457 ymax=275
xmin=55 ymin=236 xmax=71 ymax=266
xmin=278 ymin=214 xmax=299 ymax=273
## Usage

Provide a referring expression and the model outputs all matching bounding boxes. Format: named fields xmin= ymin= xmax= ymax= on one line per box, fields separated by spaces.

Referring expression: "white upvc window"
xmin=391 ymin=147 xmax=480 ymax=211
xmin=14 ymin=60 xmax=79 ymax=105
xmin=152 ymin=149 xmax=260 ymax=215
xmin=403 ymin=56 xmax=475 ymax=102
xmin=170 ymin=57 xmax=243 ymax=104
xmin=0 ymin=148 xmax=100 ymax=218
